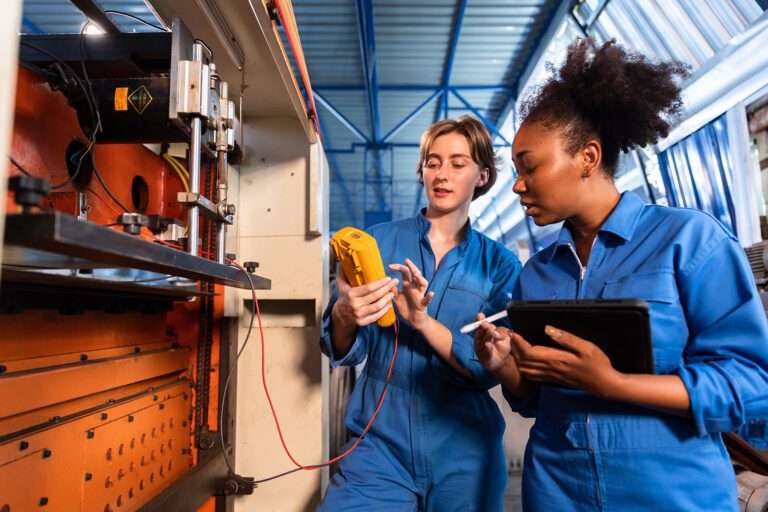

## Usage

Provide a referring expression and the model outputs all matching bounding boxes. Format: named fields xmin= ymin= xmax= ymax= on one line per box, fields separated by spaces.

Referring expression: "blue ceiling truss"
xmin=304 ymin=0 xmax=569 ymax=229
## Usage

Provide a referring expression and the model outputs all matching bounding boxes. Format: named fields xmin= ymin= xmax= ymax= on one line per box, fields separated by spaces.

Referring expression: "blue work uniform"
xmin=506 ymin=191 xmax=768 ymax=511
xmin=318 ymin=210 xmax=521 ymax=511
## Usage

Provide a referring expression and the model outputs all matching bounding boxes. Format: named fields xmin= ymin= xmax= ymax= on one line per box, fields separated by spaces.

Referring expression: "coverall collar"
xmin=416 ymin=208 xmax=476 ymax=258
xmin=545 ymin=191 xmax=645 ymax=263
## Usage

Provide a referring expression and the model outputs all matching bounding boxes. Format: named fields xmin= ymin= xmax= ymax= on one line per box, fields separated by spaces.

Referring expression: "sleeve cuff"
xmin=430 ymin=328 xmax=499 ymax=390
xmin=320 ymin=310 xmax=366 ymax=367
xmin=502 ymin=384 xmax=539 ymax=418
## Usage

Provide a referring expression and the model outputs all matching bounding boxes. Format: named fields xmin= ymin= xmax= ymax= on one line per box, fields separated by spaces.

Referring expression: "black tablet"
xmin=506 ymin=299 xmax=655 ymax=374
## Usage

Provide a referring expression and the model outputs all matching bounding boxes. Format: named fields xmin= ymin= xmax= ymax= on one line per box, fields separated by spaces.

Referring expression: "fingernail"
xmin=545 ymin=325 xmax=561 ymax=339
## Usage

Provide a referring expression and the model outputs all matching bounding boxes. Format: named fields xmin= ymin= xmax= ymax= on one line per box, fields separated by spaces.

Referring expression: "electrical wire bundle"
xmin=220 ymin=261 xmax=400 ymax=484
xmin=11 ymin=11 xmax=172 ymax=211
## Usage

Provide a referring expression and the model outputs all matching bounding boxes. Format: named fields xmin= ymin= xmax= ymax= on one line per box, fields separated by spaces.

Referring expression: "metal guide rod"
xmin=216 ymin=151 xmax=227 ymax=264
xmin=186 ymin=42 xmax=204 ymax=256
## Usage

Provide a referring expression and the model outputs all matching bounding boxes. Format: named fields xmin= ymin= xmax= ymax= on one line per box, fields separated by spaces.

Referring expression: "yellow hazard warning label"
xmin=114 ymin=87 xmax=128 ymax=111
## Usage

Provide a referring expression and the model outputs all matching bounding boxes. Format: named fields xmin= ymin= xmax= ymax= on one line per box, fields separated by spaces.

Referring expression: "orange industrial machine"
xmin=0 ymin=15 xmax=267 ymax=512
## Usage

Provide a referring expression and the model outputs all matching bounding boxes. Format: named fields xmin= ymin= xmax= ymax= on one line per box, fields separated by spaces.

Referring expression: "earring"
xmin=581 ymin=171 xmax=589 ymax=179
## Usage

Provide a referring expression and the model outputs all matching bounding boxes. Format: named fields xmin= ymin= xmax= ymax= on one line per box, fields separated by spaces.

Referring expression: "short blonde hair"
xmin=416 ymin=115 xmax=500 ymax=200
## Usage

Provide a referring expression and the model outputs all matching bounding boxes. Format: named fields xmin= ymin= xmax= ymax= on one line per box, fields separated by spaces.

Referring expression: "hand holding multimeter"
xmin=330 ymin=227 xmax=399 ymax=328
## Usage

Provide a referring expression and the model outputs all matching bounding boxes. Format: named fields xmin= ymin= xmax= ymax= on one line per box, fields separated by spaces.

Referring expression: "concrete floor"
xmin=504 ymin=470 xmax=523 ymax=512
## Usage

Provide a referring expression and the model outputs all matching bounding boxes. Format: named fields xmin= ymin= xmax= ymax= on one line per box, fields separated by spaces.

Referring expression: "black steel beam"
xmin=69 ymin=0 xmax=122 ymax=34
xmin=3 ymin=212 xmax=270 ymax=290
xmin=19 ymin=33 xmax=173 ymax=79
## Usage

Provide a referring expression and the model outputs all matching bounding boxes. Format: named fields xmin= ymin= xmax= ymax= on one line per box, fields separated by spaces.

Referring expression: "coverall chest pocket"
xmin=600 ymin=271 xmax=687 ymax=371
xmin=440 ymin=274 xmax=492 ymax=326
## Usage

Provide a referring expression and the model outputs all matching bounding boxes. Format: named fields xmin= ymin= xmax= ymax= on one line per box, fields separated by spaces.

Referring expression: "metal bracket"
xmin=177 ymin=192 xmax=234 ymax=224
xmin=223 ymin=476 xmax=256 ymax=495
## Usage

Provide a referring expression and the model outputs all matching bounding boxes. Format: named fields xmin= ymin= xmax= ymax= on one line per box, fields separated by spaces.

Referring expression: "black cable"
xmin=217 ymin=264 xmax=392 ymax=485
xmin=78 ymin=26 xmax=131 ymax=213
xmin=219 ymin=266 xmax=256 ymax=481
xmin=18 ymin=42 xmax=99 ymax=134
xmin=78 ymin=25 xmax=102 ymax=136
xmin=18 ymin=41 xmax=98 ymax=191
xmin=8 ymin=156 xmax=32 ymax=176
xmin=102 ymin=10 xmax=169 ymax=32
xmin=91 ymin=148 xmax=129 ymax=213
xmin=19 ymin=58 xmax=56 ymax=79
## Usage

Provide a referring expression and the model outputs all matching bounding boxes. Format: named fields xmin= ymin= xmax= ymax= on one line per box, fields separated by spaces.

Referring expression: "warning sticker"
xmin=114 ymin=87 xmax=128 ymax=111
xmin=128 ymin=85 xmax=153 ymax=115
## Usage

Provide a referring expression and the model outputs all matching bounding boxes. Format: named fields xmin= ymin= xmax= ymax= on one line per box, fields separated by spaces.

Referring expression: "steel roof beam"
xmin=450 ymin=89 xmax=511 ymax=146
xmin=315 ymin=85 xmax=513 ymax=92
xmin=316 ymin=114 xmax=358 ymax=224
xmin=69 ymin=0 xmax=122 ymax=33
xmin=443 ymin=0 xmax=469 ymax=88
xmin=382 ymin=89 xmax=443 ymax=143
xmin=314 ymin=91 xmax=370 ymax=143
xmin=435 ymin=0 xmax=469 ymax=123
xmin=22 ymin=16 xmax=44 ymax=34
xmin=495 ymin=0 xmax=579 ymax=129
xmin=354 ymin=0 xmax=382 ymax=141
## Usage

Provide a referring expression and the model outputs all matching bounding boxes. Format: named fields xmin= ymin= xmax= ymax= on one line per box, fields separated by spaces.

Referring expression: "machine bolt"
xmin=86 ymin=430 xmax=95 ymax=439
xmin=8 ymin=175 xmax=50 ymax=210
xmin=0 ymin=365 xmax=7 ymax=374
xmin=101 ymin=413 xmax=108 ymax=420
xmin=244 ymin=261 xmax=259 ymax=273
xmin=127 ymin=415 xmax=134 ymax=422
xmin=84 ymin=473 xmax=92 ymax=481
xmin=19 ymin=441 xmax=29 ymax=451
xmin=199 ymin=436 xmax=213 ymax=450
xmin=116 ymin=213 xmax=149 ymax=236
xmin=49 ymin=416 xmax=61 ymax=423
xmin=80 ymin=354 xmax=88 ymax=361
xmin=153 ymin=395 xmax=158 ymax=401
xmin=38 ymin=497 xmax=49 ymax=506
xmin=159 ymin=403 xmax=165 ymax=410
xmin=42 ymin=449 xmax=52 ymax=459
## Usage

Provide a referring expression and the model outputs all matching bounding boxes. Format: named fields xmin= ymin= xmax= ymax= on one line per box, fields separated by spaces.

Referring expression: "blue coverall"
xmin=506 ymin=191 xmax=768 ymax=511
xmin=318 ymin=211 xmax=521 ymax=511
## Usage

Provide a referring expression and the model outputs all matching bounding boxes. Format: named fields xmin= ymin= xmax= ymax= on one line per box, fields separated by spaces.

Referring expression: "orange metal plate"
xmin=0 ymin=348 xmax=189 ymax=418
xmin=82 ymin=390 xmax=190 ymax=511
xmin=0 ymin=375 xmax=183 ymax=439
xmin=0 ymin=310 xmax=168 ymax=358
xmin=0 ymin=380 xmax=191 ymax=511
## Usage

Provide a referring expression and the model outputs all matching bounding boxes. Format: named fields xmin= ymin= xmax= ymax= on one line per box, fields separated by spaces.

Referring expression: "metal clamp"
xmin=223 ymin=476 xmax=256 ymax=495
xmin=177 ymin=192 xmax=234 ymax=224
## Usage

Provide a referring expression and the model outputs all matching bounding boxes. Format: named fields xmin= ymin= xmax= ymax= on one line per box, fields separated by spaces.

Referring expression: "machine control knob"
xmin=116 ymin=213 xmax=149 ymax=236
xmin=8 ymin=175 xmax=50 ymax=209
xmin=243 ymin=261 xmax=259 ymax=273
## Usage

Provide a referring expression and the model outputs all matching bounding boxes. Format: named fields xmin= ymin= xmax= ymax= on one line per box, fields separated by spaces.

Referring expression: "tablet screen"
xmin=507 ymin=299 xmax=654 ymax=374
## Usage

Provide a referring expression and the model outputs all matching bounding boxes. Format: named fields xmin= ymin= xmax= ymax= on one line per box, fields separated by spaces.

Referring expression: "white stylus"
xmin=459 ymin=309 xmax=509 ymax=334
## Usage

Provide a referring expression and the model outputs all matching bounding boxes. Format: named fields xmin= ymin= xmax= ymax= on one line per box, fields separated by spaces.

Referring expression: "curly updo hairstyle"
xmin=519 ymin=37 xmax=690 ymax=177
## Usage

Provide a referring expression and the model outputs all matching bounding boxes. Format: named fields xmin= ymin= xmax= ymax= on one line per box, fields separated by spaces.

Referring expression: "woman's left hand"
xmin=510 ymin=325 xmax=622 ymax=397
xmin=389 ymin=258 xmax=434 ymax=330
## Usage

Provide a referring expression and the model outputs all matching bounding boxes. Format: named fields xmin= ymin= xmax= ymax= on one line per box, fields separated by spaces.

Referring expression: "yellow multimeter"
xmin=330 ymin=227 xmax=396 ymax=327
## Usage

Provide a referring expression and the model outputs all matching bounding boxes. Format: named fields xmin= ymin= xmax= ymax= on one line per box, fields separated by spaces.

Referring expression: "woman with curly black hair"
xmin=474 ymin=38 xmax=768 ymax=510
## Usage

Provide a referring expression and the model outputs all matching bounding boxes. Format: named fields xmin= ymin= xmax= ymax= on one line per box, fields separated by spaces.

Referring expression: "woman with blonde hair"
xmin=318 ymin=115 xmax=521 ymax=511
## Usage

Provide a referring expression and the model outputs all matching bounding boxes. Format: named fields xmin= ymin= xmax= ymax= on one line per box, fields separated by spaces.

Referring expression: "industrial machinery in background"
xmin=1 ymin=11 xmax=269 ymax=512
